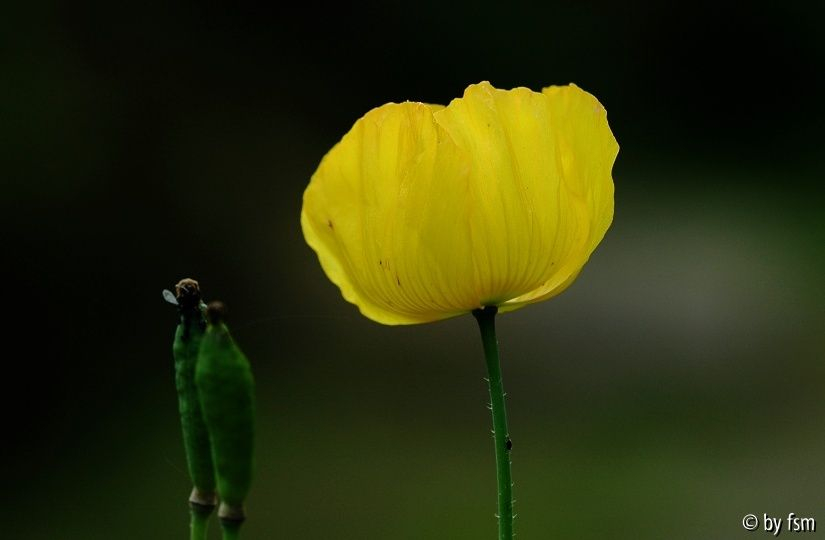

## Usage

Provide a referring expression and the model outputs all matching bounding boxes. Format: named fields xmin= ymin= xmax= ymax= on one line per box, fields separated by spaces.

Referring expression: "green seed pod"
xmin=171 ymin=279 xmax=217 ymax=501
xmin=196 ymin=301 xmax=255 ymax=518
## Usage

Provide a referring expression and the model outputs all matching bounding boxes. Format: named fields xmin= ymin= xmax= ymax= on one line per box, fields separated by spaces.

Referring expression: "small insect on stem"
xmin=176 ymin=278 xmax=204 ymax=311
xmin=162 ymin=289 xmax=179 ymax=305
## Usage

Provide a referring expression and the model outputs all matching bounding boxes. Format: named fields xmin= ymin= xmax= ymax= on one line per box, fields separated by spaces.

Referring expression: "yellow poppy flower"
xmin=301 ymin=81 xmax=617 ymax=325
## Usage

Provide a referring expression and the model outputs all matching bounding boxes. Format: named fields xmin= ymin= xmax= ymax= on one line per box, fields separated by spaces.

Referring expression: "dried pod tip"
xmin=175 ymin=278 xmax=202 ymax=310
xmin=206 ymin=301 xmax=227 ymax=325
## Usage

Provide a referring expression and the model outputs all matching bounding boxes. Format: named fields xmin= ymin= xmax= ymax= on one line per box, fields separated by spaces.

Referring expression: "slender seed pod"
xmin=196 ymin=301 xmax=255 ymax=525
xmin=171 ymin=279 xmax=217 ymax=507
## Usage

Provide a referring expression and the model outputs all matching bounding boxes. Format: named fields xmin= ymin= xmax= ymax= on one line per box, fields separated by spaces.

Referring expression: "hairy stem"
xmin=473 ymin=306 xmax=513 ymax=540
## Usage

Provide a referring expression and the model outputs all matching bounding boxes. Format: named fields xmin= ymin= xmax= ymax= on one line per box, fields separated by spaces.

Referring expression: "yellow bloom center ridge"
xmin=301 ymin=81 xmax=618 ymax=325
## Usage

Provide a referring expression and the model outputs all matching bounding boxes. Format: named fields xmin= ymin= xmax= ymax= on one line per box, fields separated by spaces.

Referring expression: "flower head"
xmin=301 ymin=81 xmax=617 ymax=325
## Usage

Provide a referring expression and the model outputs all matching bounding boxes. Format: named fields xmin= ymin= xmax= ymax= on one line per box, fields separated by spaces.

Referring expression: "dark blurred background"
xmin=3 ymin=1 xmax=824 ymax=538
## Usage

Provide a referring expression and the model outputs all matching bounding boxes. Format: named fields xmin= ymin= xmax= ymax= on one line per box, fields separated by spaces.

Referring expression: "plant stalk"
xmin=189 ymin=502 xmax=213 ymax=540
xmin=220 ymin=519 xmax=243 ymax=540
xmin=473 ymin=306 xmax=513 ymax=540
xmin=219 ymin=503 xmax=245 ymax=540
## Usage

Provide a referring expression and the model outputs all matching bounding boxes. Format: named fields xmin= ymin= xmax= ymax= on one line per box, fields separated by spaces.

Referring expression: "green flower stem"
xmin=473 ymin=306 xmax=513 ymax=540
xmin=189 ymin=503 xmax=212 ymax=540
xmin=220 ymin=519 xmax=243 ymax=540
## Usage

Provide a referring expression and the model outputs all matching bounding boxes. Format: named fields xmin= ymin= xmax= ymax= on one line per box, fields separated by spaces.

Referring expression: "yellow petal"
xmin=302 ymin=82 xmax=617 ymax=324
xmin=499 ymin=84 xmax=618 ymax=309
xmin=435 ymin=82 xmax=616 ymax=312
xmin=301 ymin=102 xmax=473 ymax=324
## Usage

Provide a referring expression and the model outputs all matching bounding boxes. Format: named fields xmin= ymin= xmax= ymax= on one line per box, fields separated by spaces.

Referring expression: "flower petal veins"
xmin=302 ymin=82 xmax=618 ymax=324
